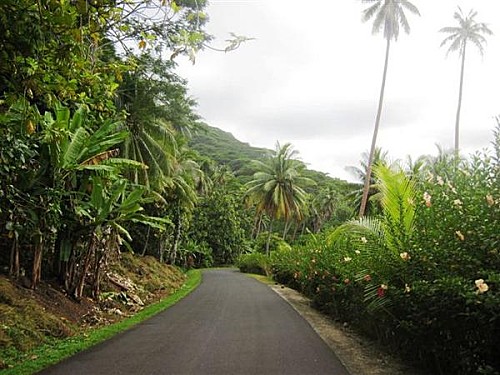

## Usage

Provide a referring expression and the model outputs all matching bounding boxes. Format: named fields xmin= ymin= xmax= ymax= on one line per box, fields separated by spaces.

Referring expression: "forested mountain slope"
xmin=190 ymin=123 xmax=270 ymax=175
xmin=190 ymin=122 xmax=357 ymax=193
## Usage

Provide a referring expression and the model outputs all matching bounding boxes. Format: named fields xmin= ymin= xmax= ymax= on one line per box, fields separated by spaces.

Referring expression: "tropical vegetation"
xmin=2 ymin=1 xmax=499 ymax=375
xmin=261 ymin=128 xmax=500 ymax=374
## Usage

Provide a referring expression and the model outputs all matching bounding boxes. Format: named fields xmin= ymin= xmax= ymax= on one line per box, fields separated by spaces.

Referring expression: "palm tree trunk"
xmin=455 ymin=43 xmax=467 ymax=155
xmin=265 ymin=219 xmax=274 ymax=256
xmin=360 ymin=37 xmax=391 ymax=218
xmin=282 ymin=219 xmax=291 ymax=240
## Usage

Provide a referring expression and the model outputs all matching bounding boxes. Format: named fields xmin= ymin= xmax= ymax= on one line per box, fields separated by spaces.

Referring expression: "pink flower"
xmin=363 ymin=274 xmax=372 ymax=282
xmin=377 ymin=284 xmax=388 ymax=297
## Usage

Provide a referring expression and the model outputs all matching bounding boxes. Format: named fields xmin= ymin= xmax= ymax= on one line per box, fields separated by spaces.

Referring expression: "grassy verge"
xmin=245 ymin=273 xmax=275 ymax=285
xmin=1 ymin=269 xmax=202 ymax=375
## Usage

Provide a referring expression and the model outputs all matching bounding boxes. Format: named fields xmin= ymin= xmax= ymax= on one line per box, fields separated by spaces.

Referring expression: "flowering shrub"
xmin=271 ymin=137 xmax=500 ymax=374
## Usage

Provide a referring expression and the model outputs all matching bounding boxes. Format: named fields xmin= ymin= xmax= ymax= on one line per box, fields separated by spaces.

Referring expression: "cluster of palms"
xmin=359 ymin=0 xmax=493 ymax=217
xmin=245 ymin=143 xmax=349 ymax=254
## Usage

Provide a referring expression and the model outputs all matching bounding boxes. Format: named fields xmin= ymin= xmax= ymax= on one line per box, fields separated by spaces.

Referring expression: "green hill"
xmin=190 ymin=123 xmax=357 ymax=193
xmin=190 ymin=123 xmax=271 ymax=175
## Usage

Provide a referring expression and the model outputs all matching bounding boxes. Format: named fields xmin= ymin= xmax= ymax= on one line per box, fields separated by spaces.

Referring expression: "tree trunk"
xmin=265 ymin=219 xmax=274 ymax=256
xmin=360 ymin=37 xmax=391 ymax=218
xmin=74 ymin=235 xmax=96 ymax=299
xmin=170 ymin=207 xmax=182 ymax=264
xmin=292 ymin=221 xmax=300 ymax=242
xmin=455 ymin=43 xmax=467 ymax=155
xmin=31 ymin=235 xmax=43 ymax=289
xmin=141 ymin=226 xmax=151 ymax=256
xmin=9 ymin=237 xmax=20 ymax=278
xmin=253 ymin=213 xmax=263 ymax=239
xmin=159 ymin=237 xmax=165 ymax=263
xmin=282 ymin=219 xmax=290 ymax=240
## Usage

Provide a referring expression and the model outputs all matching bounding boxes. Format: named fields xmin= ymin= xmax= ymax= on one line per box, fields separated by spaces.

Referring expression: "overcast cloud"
xmin=177 ymin=0 xmax=500 ymax=182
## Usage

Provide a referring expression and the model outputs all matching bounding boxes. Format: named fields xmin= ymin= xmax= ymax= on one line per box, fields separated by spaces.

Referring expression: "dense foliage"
xmin=0 ymin=0 xmax=211 ymax=298
xmin=6 ymin=2 xmax=497 ymax=374
xmin=269 ymin=131 xmax=500 ymax=374
xmin=189 ymin=178 xmax=252 ymax=265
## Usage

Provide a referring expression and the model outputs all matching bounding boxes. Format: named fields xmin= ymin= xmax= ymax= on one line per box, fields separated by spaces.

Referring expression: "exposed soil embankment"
xmin=0 ymin=253 xmax=186 ymax=369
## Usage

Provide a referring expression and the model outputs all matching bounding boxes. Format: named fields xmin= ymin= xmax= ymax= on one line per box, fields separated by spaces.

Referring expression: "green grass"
xmin=1 ymin=269 xmax=202 ymax=375
xmin=245 ymin=273 xmax=275 ymax=285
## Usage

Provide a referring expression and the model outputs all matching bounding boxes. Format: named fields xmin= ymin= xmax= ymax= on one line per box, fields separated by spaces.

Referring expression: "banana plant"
xmin=41 ymin=102 xmax=142 ymax=179
xmin=30 ymin=102 xmax=143 ymax=290
xmin=68 ymin=176 xmax=172 ymax=298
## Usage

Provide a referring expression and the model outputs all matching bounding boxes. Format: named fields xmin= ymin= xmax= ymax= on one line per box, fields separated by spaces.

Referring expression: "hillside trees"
xmin=245 ymin=143 xmax=314 ymax=254
xmin=189 ymin=172 xmax=252 ymax=265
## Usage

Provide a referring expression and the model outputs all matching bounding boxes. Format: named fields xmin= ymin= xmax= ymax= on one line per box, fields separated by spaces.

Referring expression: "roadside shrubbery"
xmin=271 ymin=134 xmax=500 ymax=375
xmin=236 ymin=253 xmax=271 ymax=276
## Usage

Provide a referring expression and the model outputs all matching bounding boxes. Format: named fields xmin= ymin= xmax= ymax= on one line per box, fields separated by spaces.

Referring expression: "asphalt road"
xmin=39 ymin=269 xmax=349 ymax=375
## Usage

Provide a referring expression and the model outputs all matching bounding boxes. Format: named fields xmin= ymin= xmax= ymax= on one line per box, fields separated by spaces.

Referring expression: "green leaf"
xmin=62 ymin=127 xmax=88 ymax=168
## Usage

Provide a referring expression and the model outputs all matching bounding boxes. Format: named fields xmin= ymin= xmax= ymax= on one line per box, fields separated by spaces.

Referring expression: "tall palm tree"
xmin=359 ymin=0 xmax=420 ymax=217
xmin=245 ymin=142 xmax=313 ymax=254
xmin=440 ymin=7 xmax=493 ymax=154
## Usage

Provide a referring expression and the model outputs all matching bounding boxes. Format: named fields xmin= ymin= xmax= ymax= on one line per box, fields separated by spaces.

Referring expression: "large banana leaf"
xmin=62 ymin=127 xmax=89 ymax=168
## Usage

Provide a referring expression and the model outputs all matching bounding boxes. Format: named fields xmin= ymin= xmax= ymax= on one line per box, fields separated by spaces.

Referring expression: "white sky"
xmin=176 ymin=0 xmax=500 ymax=182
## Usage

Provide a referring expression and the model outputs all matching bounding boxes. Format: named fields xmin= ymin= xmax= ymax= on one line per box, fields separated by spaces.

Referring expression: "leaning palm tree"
xmin=245 ymin=142 xmax=313 ymax=254
xmin=440 ymin=7 xmax=493 ymax=154
xmin=359 ymin=0 xmax=420 ymax=218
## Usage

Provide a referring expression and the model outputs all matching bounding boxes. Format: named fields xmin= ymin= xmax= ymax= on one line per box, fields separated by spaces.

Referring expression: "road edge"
xmin=268 ymin=283 xmax=426 ymax=375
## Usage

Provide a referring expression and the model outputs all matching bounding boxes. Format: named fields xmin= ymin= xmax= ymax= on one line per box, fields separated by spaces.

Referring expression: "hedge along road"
xmin=39 ymin=269 xmax=349 ymax=375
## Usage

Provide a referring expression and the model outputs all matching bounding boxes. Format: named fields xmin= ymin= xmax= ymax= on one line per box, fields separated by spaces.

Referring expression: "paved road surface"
xmin=40 ymin=269 xmax=349 ymax=375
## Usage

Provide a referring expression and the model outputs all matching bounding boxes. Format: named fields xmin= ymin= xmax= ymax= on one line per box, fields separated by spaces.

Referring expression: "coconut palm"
xmin=246 ymin=142 xmax=313 ymax=254
xmin=359 ymin=0 xmax=420 ymax=217
xmin=440 ymin=7 xmax=493 ymax=154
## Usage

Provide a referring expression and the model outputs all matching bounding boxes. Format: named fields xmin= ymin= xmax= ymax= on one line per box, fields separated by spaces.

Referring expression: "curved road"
xmin=40 ymin=269 xmax=349 ymax=375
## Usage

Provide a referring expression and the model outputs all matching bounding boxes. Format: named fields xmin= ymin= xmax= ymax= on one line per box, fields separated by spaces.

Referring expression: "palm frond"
xmin=400 ymin=0 xmax=420 ymax=16
xmin=362 ymin=2 xmax=381 ymax=23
